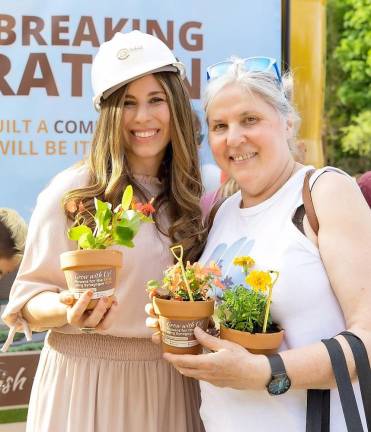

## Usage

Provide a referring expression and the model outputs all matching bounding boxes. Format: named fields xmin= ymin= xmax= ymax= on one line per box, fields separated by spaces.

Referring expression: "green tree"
xmin=325 ymin=0 xmax=371 ymax=174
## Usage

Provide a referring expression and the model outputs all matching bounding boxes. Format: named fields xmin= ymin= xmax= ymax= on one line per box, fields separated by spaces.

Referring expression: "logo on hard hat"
xmin=117 ymin=46 xmax=143 ymax=60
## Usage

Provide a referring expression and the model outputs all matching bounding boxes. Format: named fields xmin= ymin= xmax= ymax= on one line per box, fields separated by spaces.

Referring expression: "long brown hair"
xmin=63 ymin=72 xmax=207 ymax=262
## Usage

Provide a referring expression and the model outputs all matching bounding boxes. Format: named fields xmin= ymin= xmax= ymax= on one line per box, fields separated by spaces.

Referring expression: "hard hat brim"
xmin=93 ymin=63 xmax=185 ymax=111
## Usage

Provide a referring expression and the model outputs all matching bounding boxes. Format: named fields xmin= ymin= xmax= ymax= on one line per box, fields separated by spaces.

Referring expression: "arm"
xmin=21 ymin=292 xmax=68 ymax=330
xmin=163 ymin=172 xmax=371 ymax=390
xmin=2 ymin=167 xmax=114 ymax=335
xmin=280 ymin=172 xmax=371 ymax=389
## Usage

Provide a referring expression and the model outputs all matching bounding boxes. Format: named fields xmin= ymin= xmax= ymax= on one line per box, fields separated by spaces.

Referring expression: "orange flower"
xmin=132 ymin=200 xmax=155 ymax=216
xmin=213 ymin=278 xmax=225 ymax=290
xmin=66 ymin=200 xmax=77 ymax=213
xmin=140 ymin=202 xmax=155 ymax=216
xmin=78 ymin=201 xmax=85 ymax=213
xmin=205 ymin=261 xmax=222 ymax=276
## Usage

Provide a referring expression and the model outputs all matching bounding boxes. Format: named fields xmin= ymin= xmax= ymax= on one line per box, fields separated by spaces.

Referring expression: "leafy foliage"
xmin=216 ymin=256 xmax=279 ymax=333
xmin=325 ymin=0 xmax=371 ymax=173
xmin=8 ymin=342 xmax=44 ymax=352
xmin=341 ymin=110 xmax=371 ymax=156
xmin=147 ymin=246 xmax=224 ymax=301
xmin=0 ymin=330 xmax=23 ymax=343
xmin=67 ymin=185 xmax=154 ymax=250
xmin=217 ymin=285 xmax=270 ymax=333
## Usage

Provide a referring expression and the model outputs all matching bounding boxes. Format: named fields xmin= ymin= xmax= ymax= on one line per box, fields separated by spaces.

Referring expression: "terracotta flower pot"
xmin=220 ymin=324 xmax=284 ymax=355
xmin=60 ymin=249 xmax=122 ymax=310
xmin=153 ymin=298 xmax=215 ymax=355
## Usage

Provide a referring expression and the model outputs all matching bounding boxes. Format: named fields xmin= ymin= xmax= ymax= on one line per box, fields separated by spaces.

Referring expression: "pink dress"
xmin=2 ymin=164 xmax=204 ymax=432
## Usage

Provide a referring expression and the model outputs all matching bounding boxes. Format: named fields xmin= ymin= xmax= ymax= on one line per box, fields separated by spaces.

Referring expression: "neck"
xmin=128 ymin=160 xmax=162 ymax=178
xmin=241 ymin=159 xmax=301 ymax=208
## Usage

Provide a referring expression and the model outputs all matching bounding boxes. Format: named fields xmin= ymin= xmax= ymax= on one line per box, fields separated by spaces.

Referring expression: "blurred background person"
xmin=0 ymin=208 xmax=27 ymax=280
xmin=357 ymin=171 xmax=371 ymax=208
xmin=0 ymin=208 xmax=27 ymax=323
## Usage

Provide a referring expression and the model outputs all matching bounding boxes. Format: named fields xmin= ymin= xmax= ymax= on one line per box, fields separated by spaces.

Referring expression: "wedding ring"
xmin=79 ymin=327 xmax=96 ymax=334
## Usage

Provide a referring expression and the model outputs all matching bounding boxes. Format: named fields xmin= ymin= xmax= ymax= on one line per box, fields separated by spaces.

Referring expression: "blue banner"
xmin=0 ymin=0 xmax=281 ymax=220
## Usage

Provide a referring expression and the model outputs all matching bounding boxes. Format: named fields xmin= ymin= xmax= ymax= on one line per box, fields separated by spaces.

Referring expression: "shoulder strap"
xmin=303 ymin=169 xmax=319 ymax=235
xmin=322 ymin=337 xmax=365 ymax=432
xmin=340 ymin=332 xmax=371 ymax=431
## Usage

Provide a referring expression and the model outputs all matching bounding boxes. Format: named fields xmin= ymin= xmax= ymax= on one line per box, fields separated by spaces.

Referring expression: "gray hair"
xmin=203 ymin=57 xmax=301 ymax=151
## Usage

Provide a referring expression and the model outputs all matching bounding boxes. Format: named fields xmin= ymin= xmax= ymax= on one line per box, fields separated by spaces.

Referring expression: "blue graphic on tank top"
xmin=204 ymin=237 xmax=255 ymax=297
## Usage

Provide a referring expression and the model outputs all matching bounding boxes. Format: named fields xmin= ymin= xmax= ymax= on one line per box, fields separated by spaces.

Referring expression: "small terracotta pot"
xmin=220 ymin=325 xmax=284 ymax=355
xmin=60 ymin=249 xmax=122 ymax=310
xmin=153 ymin=298 xmax=215 ymax=355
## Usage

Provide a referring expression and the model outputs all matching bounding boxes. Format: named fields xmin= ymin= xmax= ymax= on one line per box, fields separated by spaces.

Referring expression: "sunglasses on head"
xmin=206 ymin=56 xmax=281 ymax=83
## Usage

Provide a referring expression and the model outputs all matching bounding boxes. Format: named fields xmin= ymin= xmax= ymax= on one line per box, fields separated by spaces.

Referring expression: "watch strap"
xmin=267 ymin=353 xmax=286 ymax=375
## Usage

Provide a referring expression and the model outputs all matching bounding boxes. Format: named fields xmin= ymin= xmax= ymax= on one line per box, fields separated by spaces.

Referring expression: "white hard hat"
xmin=91 ymin=30 xmax=185 ymax=111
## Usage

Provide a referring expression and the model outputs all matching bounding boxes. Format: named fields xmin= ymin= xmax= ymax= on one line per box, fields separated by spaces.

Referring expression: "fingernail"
xmin=87 ymin=290 xmax=93 ymax=297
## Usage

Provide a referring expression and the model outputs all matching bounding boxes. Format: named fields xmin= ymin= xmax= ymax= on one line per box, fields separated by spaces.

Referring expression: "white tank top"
xmin=199 ymin=166 xmax=365 ymax=432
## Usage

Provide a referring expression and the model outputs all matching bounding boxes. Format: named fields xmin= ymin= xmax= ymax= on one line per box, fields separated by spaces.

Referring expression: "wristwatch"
xmin=266 ymin=353 xmax=291 ymax=396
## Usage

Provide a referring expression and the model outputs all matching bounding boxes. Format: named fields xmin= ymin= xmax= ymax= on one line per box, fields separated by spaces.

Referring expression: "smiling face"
xmin=122 ymin=74 xmax=171 ymax=176
xmin=207 ymin=83 xmax=294 ymax=206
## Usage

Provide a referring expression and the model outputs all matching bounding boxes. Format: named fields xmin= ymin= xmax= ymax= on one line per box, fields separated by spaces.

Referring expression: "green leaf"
xmin=68 ymin=225 xmax=93 ymax=241
xmin=117 ymin=211 xmax=141 ymax=235
xmin=138 ymin=213 xmax=155 ymax=223
xmin=121 ymin=185 xmax=133 ymax=211
xmin=94 ymin=198 xmax=112 ymax=235
xmin=147 ymin=280 xmax=160 ymax=291
xmin=113 ymin=226 xmax=135 ymax=247
xmin=78 ymin=232 xmax=97 ymax=249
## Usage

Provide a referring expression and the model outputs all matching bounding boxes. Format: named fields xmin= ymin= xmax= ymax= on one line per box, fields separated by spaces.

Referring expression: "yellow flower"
xmin=246 ymin=270 xmax=272 ymax=293
xmin=233 ymin=256 xmax=255 ymax=268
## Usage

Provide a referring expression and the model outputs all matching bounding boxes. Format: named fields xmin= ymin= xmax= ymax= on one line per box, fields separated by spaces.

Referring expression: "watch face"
xmin=267 ymin=374 xmax=291 ymax=396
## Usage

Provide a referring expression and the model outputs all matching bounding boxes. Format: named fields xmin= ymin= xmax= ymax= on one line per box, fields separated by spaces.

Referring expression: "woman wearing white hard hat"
xmin=2 ymin=31 xmax=206 ymax=432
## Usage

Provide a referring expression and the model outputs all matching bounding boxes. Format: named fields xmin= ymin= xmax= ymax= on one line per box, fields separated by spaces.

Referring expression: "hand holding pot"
xmin=164 ymin=326 xmax=270 ymax=390
xmin=60 ymin=289 xmax=119 ymax=332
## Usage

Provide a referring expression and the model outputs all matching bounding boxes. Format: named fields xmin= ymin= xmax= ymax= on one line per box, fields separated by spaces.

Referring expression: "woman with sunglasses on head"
xmin=2 ymin=31 xmax=207 ymax=432
xmin=155 ymin=57 xmax=371 ymax=431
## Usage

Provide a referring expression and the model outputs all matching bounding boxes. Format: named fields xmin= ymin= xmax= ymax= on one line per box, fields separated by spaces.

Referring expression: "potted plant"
xmin=60 ymin=185 xmax=154 ymax=309
xmin=217 ymin=256 xmax=283 ymax=355
xmin=147 ymin=245 xmax=224 ymax=355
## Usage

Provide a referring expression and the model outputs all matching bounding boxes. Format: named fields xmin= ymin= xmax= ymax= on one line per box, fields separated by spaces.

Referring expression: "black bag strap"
xmin=339 ymin=332 xmax=371 ymax=431
xmin=306 ymin=389 xmax=330 ymax=432
xmin=307 ymin=332 xmax=370 ymax=431
xmin=322 ymin=337 xmax=364 ymax=431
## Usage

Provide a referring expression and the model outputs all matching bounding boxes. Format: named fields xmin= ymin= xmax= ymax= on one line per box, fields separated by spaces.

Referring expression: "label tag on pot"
xmin=159 ymin=317 xmax=209 ymax=348
xmin=65 ymin=268 xmax=116 ymax=299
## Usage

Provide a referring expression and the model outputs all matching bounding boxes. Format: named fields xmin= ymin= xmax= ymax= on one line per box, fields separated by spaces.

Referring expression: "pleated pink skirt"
xmin=26 ymin=331 xmax=205 ymax=432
